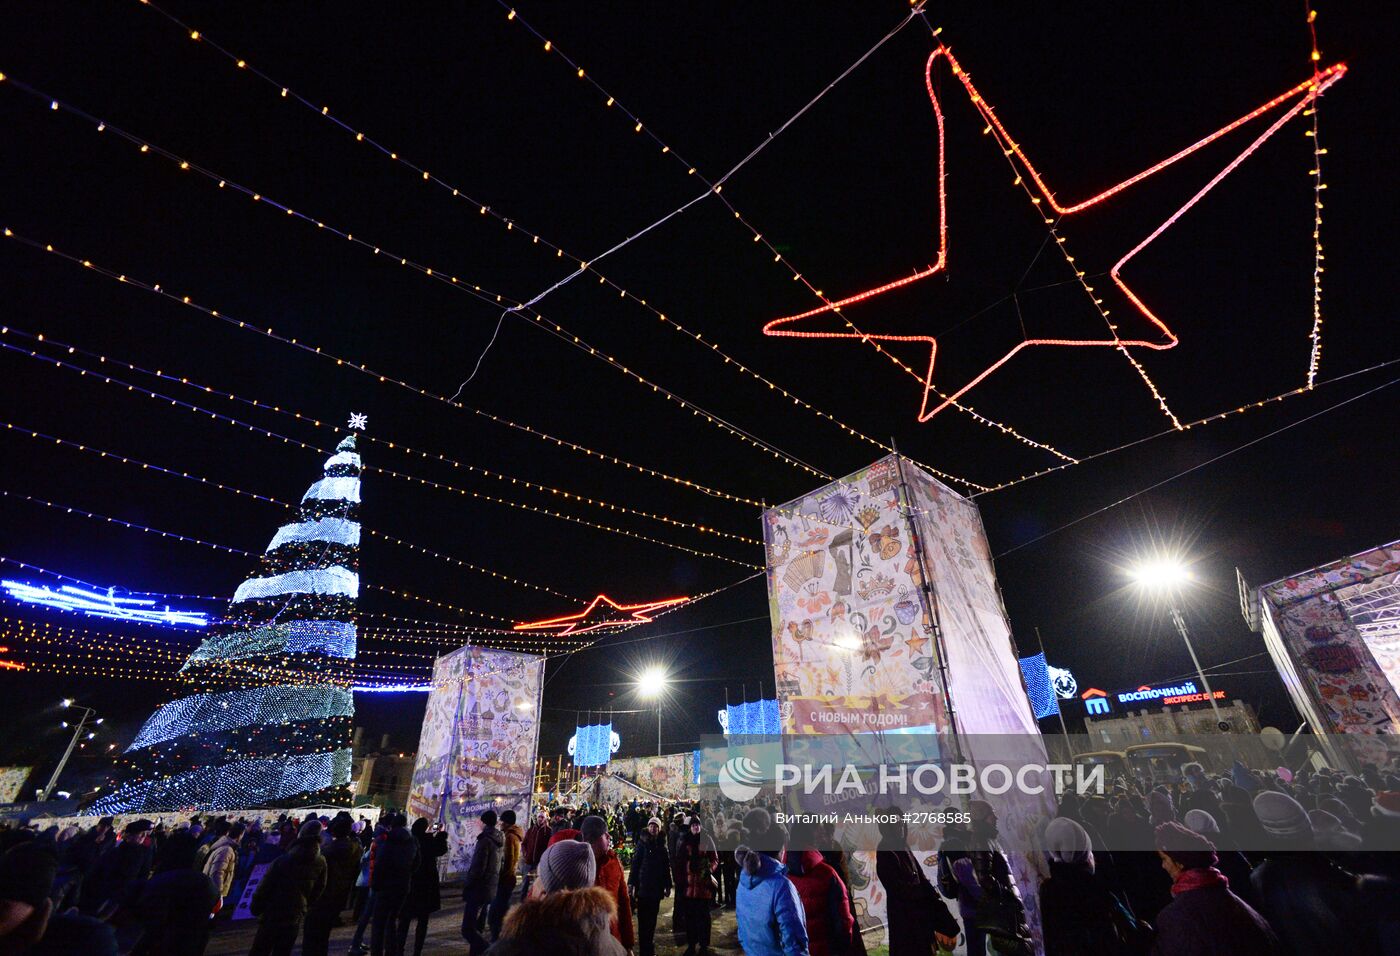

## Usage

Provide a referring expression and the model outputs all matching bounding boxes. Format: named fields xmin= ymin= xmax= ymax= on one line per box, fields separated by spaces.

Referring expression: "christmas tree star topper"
xmin=347 ymin=412 xmax=368 ymax=431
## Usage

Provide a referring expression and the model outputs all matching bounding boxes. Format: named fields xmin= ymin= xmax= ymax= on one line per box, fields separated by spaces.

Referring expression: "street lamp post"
xmin=1131 ymin=560 xmax=1228 ymax=732
xmin=40 ymin=700 xmax=101 ymax=802
xmin=637 ymin=666 xmax=670 ymax=757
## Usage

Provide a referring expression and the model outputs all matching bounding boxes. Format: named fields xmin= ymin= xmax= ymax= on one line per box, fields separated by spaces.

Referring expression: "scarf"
xmin=1171 ymin=866 xmax=1228 ymax=896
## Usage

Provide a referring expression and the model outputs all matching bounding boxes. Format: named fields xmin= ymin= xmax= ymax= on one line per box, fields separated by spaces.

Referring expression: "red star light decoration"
xmin=513 ymin=594 xmax=690 ymax=636
xmin=763 ymin=46 xmax=1346 ymax=424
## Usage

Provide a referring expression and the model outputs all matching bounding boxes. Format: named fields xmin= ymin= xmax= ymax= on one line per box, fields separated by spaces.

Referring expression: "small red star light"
xmin=514 ymin=594 xmax=690 ymax=636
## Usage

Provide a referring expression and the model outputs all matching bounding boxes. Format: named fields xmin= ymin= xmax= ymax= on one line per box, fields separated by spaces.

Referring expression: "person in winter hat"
xmin=302 ymin=814 xmax=361 ymax=956
xmin=579 ymin=815 xmax=634 ymax=952
xmin=785 ymin=821 xmax=854 ymax=956
xmin=129 ymin=830 xmax=220 ymax=956
xmin=673 ymin=814 xmax=720 ymax=956
xmin=483 ymin=841 xmax=623 ymax=956
xmin=1249 ymin=795 xmax=1395 ymax=956
xmin=1148 ymin=790 xmax=1177 ymax=827
xmin=1363 ymin=790 xmax=1400 ymax=878
xmin=461 ymin=809 xmax=504 ymax=956
xmin=488 ymin=810 xmax=525 ymax=940
xmin=628 ymin=817 xmax=672 ymax=956
xmin=940 ymin=801 xmax=1030 ymax=956
xmin=249 ymin=823 xmax=327 ymax=956
xmin=2 ymin=840 xmax=121 ymax=956
xmin=1151 ymin=822 xmax=1277 ymax=956
xmin=1180 ymin=809 xmax=1256 ymax=906
xmin=519 ymin=810 xmax=551 ymax=899
xmin=735 ymin=808 xmax=809 ymax=956
xmin=369 ymin=813 xmax=419 ymax=956
xmin=396 ymin=818 xmax=448 ymax=956
xmin=1037 ymin=816 xmax=1142 ymax=956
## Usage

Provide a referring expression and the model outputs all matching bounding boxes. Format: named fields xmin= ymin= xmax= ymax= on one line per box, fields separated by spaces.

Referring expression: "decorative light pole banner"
xmin=1017 ymin=653 xmax=1059 ymax=719
xmin=569 ymin=722 xmax=620 ymax=767
xmin=717 ymin=699 xmax=782 ymax=736
xmin=407 ymin=645 xmax=544 ymax=877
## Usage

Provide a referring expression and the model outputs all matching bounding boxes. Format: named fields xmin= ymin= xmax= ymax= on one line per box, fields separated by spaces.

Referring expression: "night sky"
xmin=1 ymin=1 xmax=1395 ymax=786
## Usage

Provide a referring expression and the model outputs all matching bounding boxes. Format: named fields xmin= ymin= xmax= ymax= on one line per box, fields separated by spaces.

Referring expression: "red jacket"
xmin=788 ymin=850 xmax=855 ymax=956
xmin=522 ymin=823 xmax=551 ymax=866
xmin=594 ymin=849 xmax=635 ymax=950
xmin=673 ymin=834 xmax=718 ymax=900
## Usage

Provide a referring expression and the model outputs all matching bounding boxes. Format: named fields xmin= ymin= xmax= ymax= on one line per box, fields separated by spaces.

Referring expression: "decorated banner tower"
xmin=93 ymin=429 xmax=364 ymax=812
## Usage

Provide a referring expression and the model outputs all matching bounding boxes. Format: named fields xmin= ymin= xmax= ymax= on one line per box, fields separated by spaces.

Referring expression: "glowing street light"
xmin=636 ymin=666 xmax=671 ymax=755
xmin=1127 ymin=555 xmax=1227 ymax=733
xmin=1130 ymin=558 xmax=1194 ymax=591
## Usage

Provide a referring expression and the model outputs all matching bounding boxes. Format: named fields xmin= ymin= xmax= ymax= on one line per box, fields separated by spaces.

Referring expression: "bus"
xmin=1125 ymin=742 xmax=1212 ymax=783
xmin=1072 ymin=750 xmax=1129 ymax=782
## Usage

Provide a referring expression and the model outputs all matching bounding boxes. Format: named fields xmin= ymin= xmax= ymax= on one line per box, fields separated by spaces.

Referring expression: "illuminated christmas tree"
xmin=93 ymin=429 xmax=363 ymax=811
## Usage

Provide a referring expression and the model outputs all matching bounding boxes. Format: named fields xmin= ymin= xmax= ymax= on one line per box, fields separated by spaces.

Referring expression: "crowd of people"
xmin=1 ymin=758 xmax=1399 ymax=955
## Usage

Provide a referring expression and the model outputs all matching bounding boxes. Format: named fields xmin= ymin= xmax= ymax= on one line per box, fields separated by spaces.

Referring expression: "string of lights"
xmin=121 ymin=0 xmax=983 ymax=492
xmin=476 ymin=5 xmax=1071 ymax=460
xmin=0 ymin=339 xmax=762 ymax=569
xmin=491 ymin=7 xmax=1339 ymax=453
xmin=0 ymin=484 xmax=516 ymax=625
xmin=0 ymin=555 xmax=224 ymax=602
xmin=992 ymin=373 xmax=1400 ymax=559
xmin=0 ymin=616 xmax=192 ymax=660
xmin=971 ymin=357 xmax=1400 ymax=496
xmin=1303 ymin=2 xmax=1328 ymax=388
xmin=361 ymin=612 xmax=517 ymax=632
xmin=2 ymin=320 xmax=767 ymax=514
xmin=0 ymin=410 xmax=586 ymax=604
xmin=0 ymin=79 xmax=830 ymax=482
xmin=1 ymin=627 xmax=354 ymax=689
xmin=0 ymin=229 xmax=807 ymax=503
xmin=20 ymin=322 xmax=769 ymax=538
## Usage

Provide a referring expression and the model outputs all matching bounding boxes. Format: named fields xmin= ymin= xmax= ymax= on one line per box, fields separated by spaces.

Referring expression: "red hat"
xmin=1373 ymin=791 xmax=1400 ymax=818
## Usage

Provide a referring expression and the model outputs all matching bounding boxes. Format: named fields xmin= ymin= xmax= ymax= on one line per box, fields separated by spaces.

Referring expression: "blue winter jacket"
xmin=736 ymin=851 xmax=810 ymax=956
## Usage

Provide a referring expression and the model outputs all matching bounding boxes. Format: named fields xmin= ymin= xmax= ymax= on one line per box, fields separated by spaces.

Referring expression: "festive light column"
xmin=92 ymin=423 xmax=365 ymax=812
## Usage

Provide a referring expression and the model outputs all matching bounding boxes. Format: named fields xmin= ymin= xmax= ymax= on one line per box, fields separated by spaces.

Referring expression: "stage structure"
xmin=763 ymin=454 xmax=1053 ymax=946
xmin=407 ymin=645 xmax=544 ymax=877
xmin=1246 ymin=540 xmax=1400 ymax=770
xmin=93 ymin=433 xmax=364 ymax=812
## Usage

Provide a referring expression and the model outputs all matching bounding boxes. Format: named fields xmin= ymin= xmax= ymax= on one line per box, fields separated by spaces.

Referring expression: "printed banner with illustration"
xmin=407 ymin=646 xmax=544 ymax=877
xmin=763 ymin=455 xmax=1054 ymax=946
xmin=1258 ymin=541 xmax=1400 ymax=770
xmin=0 ymin=767 xmax=32 ymax=804
xmin=607 ymin=752 xmax=695 ymax=801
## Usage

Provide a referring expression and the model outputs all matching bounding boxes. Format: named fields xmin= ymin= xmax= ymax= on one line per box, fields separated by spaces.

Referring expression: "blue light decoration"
xmin=352 ymin=683 xmax=431 ymax=693
xmin=569 ymin=722 xmax=620 ymax=767
xmin=1048 ymin=663 xmax=1078 ymax=700
xmin=1 ymin=580 xmax=208 ymax=627
xmin=719 ymin=698 xmax=782 ymax=737
xmin=93 ymin=431 xmax=363 ymax=813
xmin=1018 ymin=652 xmax=1059 ymax=719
